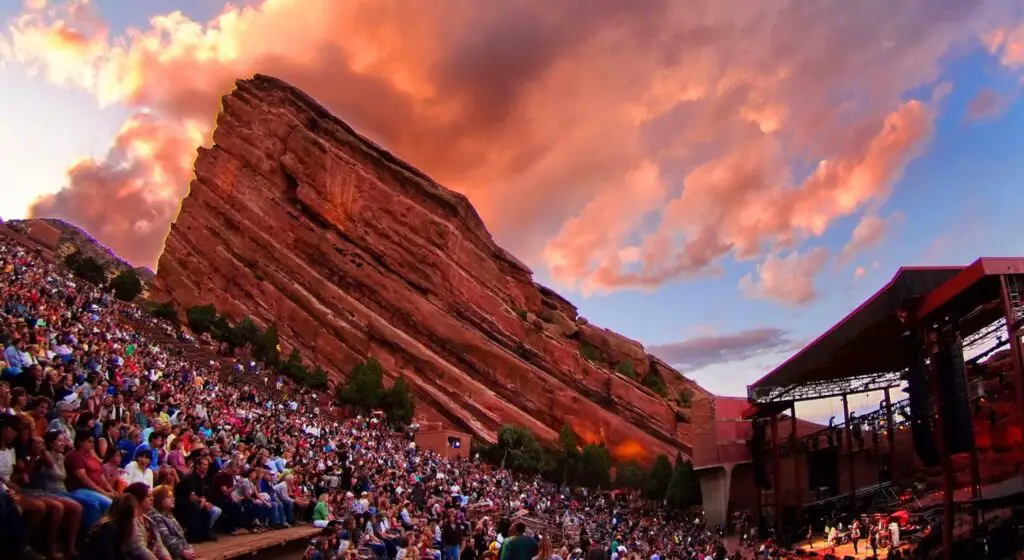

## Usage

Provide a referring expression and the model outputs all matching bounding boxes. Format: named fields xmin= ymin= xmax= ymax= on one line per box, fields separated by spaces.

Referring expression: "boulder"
xmin=151 ymin=74 xmax=711 ymax=461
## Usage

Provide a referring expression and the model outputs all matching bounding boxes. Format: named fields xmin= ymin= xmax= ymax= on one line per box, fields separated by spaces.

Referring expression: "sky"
xmin=2 ymin=0 xmax=1024 ymax=420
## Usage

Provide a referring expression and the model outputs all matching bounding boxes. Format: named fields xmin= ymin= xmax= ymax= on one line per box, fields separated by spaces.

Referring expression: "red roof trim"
xmin=916 ymin=257 xmax=1024 ymax=319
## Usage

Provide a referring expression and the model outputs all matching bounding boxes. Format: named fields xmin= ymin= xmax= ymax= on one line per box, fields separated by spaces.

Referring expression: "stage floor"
xmin=796 ymin=536 xmax=907 ymax=559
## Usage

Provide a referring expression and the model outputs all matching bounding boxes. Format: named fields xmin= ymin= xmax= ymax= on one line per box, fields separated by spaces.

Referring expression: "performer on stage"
xmin=806 ymin=524 xmax=814 ymax=550
xmin=850 ymin=520 xmax=861 ymax=555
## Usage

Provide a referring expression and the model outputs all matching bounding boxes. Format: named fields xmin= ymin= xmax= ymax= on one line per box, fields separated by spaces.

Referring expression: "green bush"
xmin=643 ymin=454 xmax=674 ymax=500
xmin=615 ymin=461 xmax=644 ymax=489
xmin=279 ymin=348 xmax=309 ymax=381
xmin=186 ymin=304 xmax=219 ymax=334
xmin=253 ymin=322 xmax=281 ymax=366
xmin=228 ymin=317 xmax=262 ymax=349
xmin=308 ymin=367 xmax=329 ymax=390
xmin=382 ymin=376 xmax=414 ymax=425
xmin=149 ymin=301 xmax=178 ymax=322
xmin=336 ymin=358 xmax=415 ymax=425
xmin=579 ymin=342 xmax=600 ymax=362
xmin=676 ymin=388 xmax=694 ymax=407
xmin=64 ymin=252 xmax=107 ymax=285
xmin=666 ymin=454 xmax=702 ymax=509
xmin=110 ymin=269 xmax=143 ymax=301
xmin=616 ymin=361 xmax=637 ymax=380
xmin=642 ymin=368 xmax=667 ymax=396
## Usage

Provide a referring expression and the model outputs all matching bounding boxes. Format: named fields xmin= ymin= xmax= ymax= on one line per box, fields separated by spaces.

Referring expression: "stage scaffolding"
xmin=743 ymin=259 xmax=1024 ymax=560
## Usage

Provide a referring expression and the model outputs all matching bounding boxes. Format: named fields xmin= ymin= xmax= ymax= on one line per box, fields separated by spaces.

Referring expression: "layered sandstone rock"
xmin=152 ymin=75 xmax=709 ymax=461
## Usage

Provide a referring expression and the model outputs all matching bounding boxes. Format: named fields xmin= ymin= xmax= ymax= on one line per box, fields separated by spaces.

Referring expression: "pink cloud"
xmin=837 ymin=212 xmax=902 ymax=265
xmin=985 ymin=25 xmax=1024 ymax=68
xmin=966 ymin=88 xmax=1009 ymax=120
xmin=2 ymin=0 xmax=1018 ymax=283
xmin=738 ymin=247 xmax=829 ymax=306
xmin=854 ymin=266 xmax=866 ymax=279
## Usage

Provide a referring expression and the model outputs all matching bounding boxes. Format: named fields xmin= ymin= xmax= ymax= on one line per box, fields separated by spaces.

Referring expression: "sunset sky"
xmin=3 ymin=0 xmax=1024 ymax=416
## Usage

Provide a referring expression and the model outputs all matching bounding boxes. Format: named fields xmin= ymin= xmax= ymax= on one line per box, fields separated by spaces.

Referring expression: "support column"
xmin=926 ymin=329 xmax=954 ymax=560
xmin=842 ymin=394 xmax=855 ymax=509
xmin=790 ymin=402 xmax=803 ymax=525
xmin=884 ymin=388 xmax=897 ymax=480
xmin=770 ymin=414 xmax=782 ymax=535
xmin=999 ymin=275 xmax=1024 ymax=465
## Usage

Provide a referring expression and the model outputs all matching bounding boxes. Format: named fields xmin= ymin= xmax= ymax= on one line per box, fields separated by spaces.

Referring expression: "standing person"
xmin=869 ymin=526 xmax=879 ymax=558
xmin=850 ymin=519 xmax=861 ymax=555
xmin=442 ymin=510 xmax=464 ymax=560
xmin=501 ymin=522 xmax=538 ymax=560
xmin=806 ymin=524 xmax=813 ymax=550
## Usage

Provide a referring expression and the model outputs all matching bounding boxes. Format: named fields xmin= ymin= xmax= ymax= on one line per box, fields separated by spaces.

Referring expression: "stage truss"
xmin=748 ymin=370 xmax=904 ymax=404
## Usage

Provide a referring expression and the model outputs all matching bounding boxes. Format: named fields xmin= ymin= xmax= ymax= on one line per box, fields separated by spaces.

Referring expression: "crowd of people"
xmin=0 ymin=233 xmax=757 ymax=560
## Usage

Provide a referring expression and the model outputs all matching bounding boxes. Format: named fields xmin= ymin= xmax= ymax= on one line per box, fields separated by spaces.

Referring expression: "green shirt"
xmin=313 ymin=501 xmax=329 ymax=521
xmin=500 ymin=535 xmax=538 ymax=560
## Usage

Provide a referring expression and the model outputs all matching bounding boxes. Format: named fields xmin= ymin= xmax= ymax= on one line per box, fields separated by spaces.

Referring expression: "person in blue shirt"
xmin=118 ymin=427 xmax=142 ymax=468
xmin=3 ymin=338 xmax=25 ymax=376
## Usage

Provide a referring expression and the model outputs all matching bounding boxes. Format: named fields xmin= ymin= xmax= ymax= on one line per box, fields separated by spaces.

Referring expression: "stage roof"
xmin=748 ymin=258 xmax=1024 ymax=408
xmin=748 ymin=265 xmax=964 ymax=396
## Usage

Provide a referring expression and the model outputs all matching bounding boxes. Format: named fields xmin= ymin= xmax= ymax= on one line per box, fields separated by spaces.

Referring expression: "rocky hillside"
xmin=151 ymin=74 xmax=710 ymax=461
xmin=7 ymin=218 xmax=155 ymax=283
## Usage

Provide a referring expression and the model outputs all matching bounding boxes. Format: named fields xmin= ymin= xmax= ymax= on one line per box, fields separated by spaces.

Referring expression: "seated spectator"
xmin=83 ymin=493 xmax=137 ymax=560
xmin=66 ymin=428 xmax=115 ymax=530
xmin=124 ymin=449 xmax=154 ymax=487
xmin=165 ymin=438 xmax=189 ymax=478
xmin=174 ymin=457 xmax=217 ymax=543
xmin=48 ymin=401 xmax=77 ymax=443
xmin=27 ymin=397 xmax=51 ymax=437
xmin=124 ymin=482 xmax=172 ymax=560
xmin=149 ymin=485 xmax=195 ymax=560
xmin=19 ymin=423 xmax=84 ymax=557
xmin=1 ymin=413 xmax=47 ymax=559
xmin=313 ymin=493 xmax=332 ymax=528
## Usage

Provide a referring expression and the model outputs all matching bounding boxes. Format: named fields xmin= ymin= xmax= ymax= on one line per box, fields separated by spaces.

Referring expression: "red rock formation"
xmin=151 ymin=75 xmax=710 ymax=461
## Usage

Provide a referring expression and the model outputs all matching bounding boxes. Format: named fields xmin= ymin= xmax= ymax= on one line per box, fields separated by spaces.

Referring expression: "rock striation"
xmin=152 ymin=75 xmax=711 ymax=461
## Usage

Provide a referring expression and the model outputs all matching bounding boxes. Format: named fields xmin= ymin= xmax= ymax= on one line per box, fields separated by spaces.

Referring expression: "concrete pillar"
xmin=697 ymin=465 xmax=733 ymax=528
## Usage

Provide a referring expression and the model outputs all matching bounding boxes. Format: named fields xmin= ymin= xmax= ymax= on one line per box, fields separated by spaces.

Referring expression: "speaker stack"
xmin=933 ymin=334 xmax=976 ymax=453
xmin=751 ymin=419 xmax=771 ymax=489
xmin=903 ymin=331 xmax=941 ymax=467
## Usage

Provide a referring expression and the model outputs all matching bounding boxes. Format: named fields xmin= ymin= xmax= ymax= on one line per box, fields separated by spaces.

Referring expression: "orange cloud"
xmin=854 ymin=267 xmax=866 ymax=279
xmin=3 ymin=0 xmax=1018 ymax=283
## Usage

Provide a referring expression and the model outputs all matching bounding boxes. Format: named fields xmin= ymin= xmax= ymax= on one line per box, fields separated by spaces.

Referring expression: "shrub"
xmin=642 ymin=368 xmax=667 ymax=396
xmin=110 ymin=269 xmax=143 ymax=301
xmin=64 ymin=252 xmax=107 ymax=285
xmin=253 ymin=322 xmax=281 ymax=366
xmin=579 ymin=342 xmax=600 ymax=362
xmin=616 ymin=361 xmax=637 ymax=380
xmin=186 ymin=304 xmax=219 ymax=334
xmin=149 ymin=301 xmax=178 ymax=322
xmin=228 ymin=317 xmax=263 ymax=349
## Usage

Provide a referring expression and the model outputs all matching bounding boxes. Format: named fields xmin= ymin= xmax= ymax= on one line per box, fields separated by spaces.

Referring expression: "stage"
xmin=795 ymin=536 xmax=906 ymax=559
